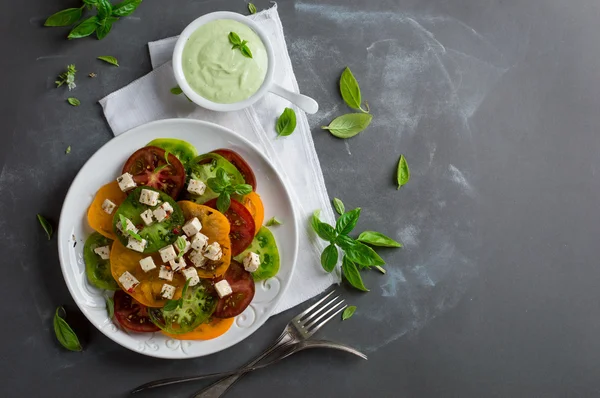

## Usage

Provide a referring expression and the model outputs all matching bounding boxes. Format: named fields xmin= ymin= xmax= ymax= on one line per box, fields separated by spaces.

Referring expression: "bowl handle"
xmin=269 ymin=83 xmax=319 ymax=114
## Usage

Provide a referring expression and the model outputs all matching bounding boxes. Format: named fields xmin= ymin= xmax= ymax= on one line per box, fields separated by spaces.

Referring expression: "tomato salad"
xmin=84 ymin=139 xmax=280 ymax=340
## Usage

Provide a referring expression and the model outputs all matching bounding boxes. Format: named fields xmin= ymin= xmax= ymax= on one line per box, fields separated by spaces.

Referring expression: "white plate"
xmin=57 ymin=118 xmax=298 ymax=359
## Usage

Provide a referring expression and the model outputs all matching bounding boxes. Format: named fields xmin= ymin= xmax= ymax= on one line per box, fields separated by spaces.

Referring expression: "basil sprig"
xmin=56 ymin=64 xmax=77 ymax=90
xmin=311 ymin=200 xmax=402 ymax=291
xmin=53 ymin=307 xmax=82 ymax=351
xmin=228 ymin=32 xmax=253 ymax=58
xmin=207 ymin=168 xmax=253 ymax=213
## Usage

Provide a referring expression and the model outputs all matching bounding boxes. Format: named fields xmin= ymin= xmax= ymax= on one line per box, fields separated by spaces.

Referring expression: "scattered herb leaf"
xmin=228 ymin=31 xmax=253 ymax=58
xmin=56 ymin=64 xmax=77 ymax=90
xmin=175 ymin=236 xmax=187 ymax=259
xmin=397 ymin=155 xmax=410 ymax=189
xmin=106 ymin=297 xmax=114 ymax=319
xmin=357 ymin=231 xmax=402 ymax=247
xmin=162 ymin=299 xmax=179 ymax=312
xmin=339 ymin=67 xmax=368 ymax=113
xmin=335 ymin=207 xmax=361 ymax=236
xmin=248 ymin=2 xmax=257 ymax=14
xmin=44 ymin=7 xmax=84 ymax=27
xmin=342 ymin=305 xmax=357 ymax=320
xmin=276 ymin=107 xmax=297 ymax=137
xmin=332 ymin=198 xmax=345 ymax=216
xmin=97 ymin=55 xmax=119 ymax=66
xmin=321 ymin=113 xmax=373 ymax=139
xmin=341 ymin=256 xmax=369 ymax=292
xmin=37 ymin=214 xmax=53 ymax=240
xmin=265 ymin=217 xmax=283 ymax=226
xmin=320 ymin=244 xmax=338 ymax=272
xmin=170 ymin=86 xmax=183 ymax=95
xmin=67 ymin=97 xmax=80 ymax=106
xmin=53 ymin=307 xmax=82 ymax=351
xmin=65 ymin=146 xmax=71 ymax=154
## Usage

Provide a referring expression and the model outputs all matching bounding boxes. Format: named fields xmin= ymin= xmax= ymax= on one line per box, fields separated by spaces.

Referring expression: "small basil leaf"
xmin=234 ymin=184 xmax=253 ymax=196
xmin=332 ymin=198 xmax=345 ymax=216
xmin=341 ymin=256 xmax=369 ymax=292
xmin=216 ymin=167 xmax=230 ymax=185
xmin=170 ymin=86 xmax=183 ymax=95
xmin=228 ymin=31 xmax=242 ymax=45
xmin=97 ymin=56 xmax=119 ymax=66
xmin=265 ymin=217 xmax=282 ymax=226
xmin=357 ymin=231 xmax=402 ymax=248
xmin=53 ymin=307 xmax=82 ymax=351
xmin=126 ymin=229 xmax=143 ymax=242
xmin=321 ymin=113 xmax=373 ymax=139
xmin=342 ymin=305 xmax=357 ymax=320
xmin=335 ymin=207 xmax=361 ymax=235
xmin=181 ymin=278 xmax=191 ymax=298
xmin=248 ymin=2 xmax=257 ymax=14
xmin=163 ymin=300 xmax=179 ymax=312
xmin=339 ymin=67 xmax=366 ymax=112
xmin=320 ymin=244 xmax=338 ymax=273
xmin=65 ymin=146 xmax=71 ymax=154
xmin=67 ymin=97 xmax=80 ymax=106
xmin=338 ymin=236 xmax=385 ymax=267
xmin=44 ymin=8 xmax=83 ymax=27
xmin=217 ymin=192 xmax=231 ymax=213
xmin=310 ymin=210 xmax=337 ymax=242
xmin=119 ymin=214 xmax=128 ymax=232
xmin=240 ymin=45 xmax=253 ymax=58
xmin=105 ymin=297 xmax=114 ymax=319
xmin=112 ymin=0 xmax=142 ymax=17
xmin=397 ymin=155 xmax=410 ymax=189
xmin=68 ymin=16 xmax=98 ymax=39
xmin=276 ymin=107 xmax=297 ymax=137
xmin=96 ymin=0 xmax=113 ymax=18
xmin=37 ymin=214 xmax=53 ymax=240
xmin=206 ymin=177 xmax=224 ymax=193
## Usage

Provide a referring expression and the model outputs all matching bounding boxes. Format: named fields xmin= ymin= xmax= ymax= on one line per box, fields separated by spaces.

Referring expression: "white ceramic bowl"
xmin=172 ymin=11 xmax=318 ymax=114
xmin=57 ymin=119 xmax=299 ymax=358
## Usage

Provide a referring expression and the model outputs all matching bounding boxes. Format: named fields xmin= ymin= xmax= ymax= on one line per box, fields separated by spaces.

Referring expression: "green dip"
xmin=182 ymin=19 xmax=268 ymax=104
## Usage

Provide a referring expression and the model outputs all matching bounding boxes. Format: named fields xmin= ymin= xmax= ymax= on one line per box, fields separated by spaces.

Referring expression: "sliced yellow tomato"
xmin=87 ymin=181 xmax=127 ymax=240
xmin=110 ymin=240 xmax=186 ymax=308
xmin=162 ymin=317 xmax=235 ymax=340
xmin=242 ymin=192 xmax=264 ymax=235
xmin=178 ymin=201 xmax=232 ymax=278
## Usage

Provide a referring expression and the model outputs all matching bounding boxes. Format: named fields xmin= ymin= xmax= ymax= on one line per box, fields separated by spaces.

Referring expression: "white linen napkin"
xmin=99 ymin=4 xmax=339 ymax=314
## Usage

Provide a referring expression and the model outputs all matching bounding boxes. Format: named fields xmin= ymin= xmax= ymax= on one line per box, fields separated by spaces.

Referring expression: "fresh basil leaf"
xmin=97 ymin=56 xmax=119 ymax=66
xmin=68 ymin=16 xmax=98 ymax=39
xmin=126 ymin=229 xmax=143 ymax=242
xmin=37 ymin=214 xmax=53 ymax=240
xmin=248 ymin=2 xmax=257 ymax=14
xmin=320 ymin=244 xmax=338 ymax=272
xmin=170 ymin=86 xmax=183 ymax=95
xmin=310 ymin=210 xmax=337 ymax=242
xmin=337 ymin=235 xmax=385 ymax=267
xmin=106 ymin=297 xmax=114 ymax=319
xmin=217 ymin=192 xmax=231 ymax=213
xmin=357 ymin=231 xmax=402 ymax=248
xmin=96 ymin=0 xmax=113 ymax=18
xmin=175 ymin=236 xmax=187 ymax=255
xmin=321 ymin=113 xmax=373 ymax=139
xmin=206 ymin=177 xmax=224 ymax=193
xmin=332 ymin=198 xmax=345 ymax=216
xmin=397 ymin=155 xmax=410 ymax=189
xmin=335 ymin=207 xmax=361 ymax=235
xmin=276 ymin=107 xmax=297 ymax=137
xmin=96 ymin=19 xmax=113 ymax=40
xmin=339 ymin=67 xmax=368 ymax=113
xmin=163 ymin=300 xmax=179 ymax=312
xmin=65 ymin=146 xmax=71 ymax=154
xmin=44 ymin=8 xmax=83 ymax=27
xmin=240 ymin=45 xmax=253 ymax=58
xmin=265 ymin=217 xmax=282 ymax=226
xmin=341 ymin=256 xmax=369 ymax=292
xmin=67 ymin=97 xmax=80 ymax=106
xmin=216 ymin=168 xmax=230 ymax=185
xmin=181 ymin=278 xmax=191 ymax=299
xmin=234 ymin=184 xmax=253 ymax=196
xmin=53 ymin=307 xmax=82 ymax=351
xmin=119 ymin=214 xmax=128 ymax=232
xmin=112 ymin=0 xmax=142 ymax=17
xmin=228 ymin=31 xmax=242 ymax=46
xmin=342 ymin=305 xmax=357 ymax=320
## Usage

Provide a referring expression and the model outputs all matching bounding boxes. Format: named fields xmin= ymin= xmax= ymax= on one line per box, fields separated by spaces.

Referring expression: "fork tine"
xmin=305 ymin=304 xmax=348 ymax=337
xmin=299 ymin=296 xmax=343 ymax=325
xmin=293 ymin=290 xmax=335 ymax=321
xmin=304 ymin=300 xmax=347 ymax=332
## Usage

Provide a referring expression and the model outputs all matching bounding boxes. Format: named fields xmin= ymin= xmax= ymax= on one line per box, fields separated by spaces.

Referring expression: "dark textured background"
xmin=2 ymin=0 xmax=600 ymax=396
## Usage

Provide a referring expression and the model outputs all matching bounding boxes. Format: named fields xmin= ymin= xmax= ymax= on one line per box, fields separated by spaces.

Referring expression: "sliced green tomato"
xmin=234 ymin=226 xmax=280 ymax=281
xmin=83 ymin=232 xmax=119 ymax=290
xmin=148 ymin=283 xmax=217 ymax=334
xmin=146 ymin=138 xmax=199 ymax=170
xmin=112 ymin=187 xmax=184 ymax=253
xmin=186 ymin=153 xmax=246 ymax=204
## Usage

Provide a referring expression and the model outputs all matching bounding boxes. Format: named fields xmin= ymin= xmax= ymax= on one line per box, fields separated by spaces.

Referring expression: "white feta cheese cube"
xmin=187 ymin=179 xmax=207 ymax=196
xmin=140 ymin=209 xmax=154 ymax=226
xmin=175 ymin=237 xmax=191 ymax=255
xmin=243 ymin=252 xmax=261 ymax=273
xmin=139 ymin=256 xmax=157 ymax=272
xmin=119 ymin=271 xmax=140 ymax=292
xmin=101 ymin=199 xmax=117 ymax=215
xmin=204 ymin=242 xmax=223 ymax=261
xmin=189 ymin=250 xmax=207 ymax=268
xmin=158 ymin=265 xmax=173 ymax=281
xmin=190 ymin=232 xmax=209 ymax=251
xmin=159 ymin=245 xmax=177 ymax=263
xmin=181 ymin=267 xmax=200 ymax=286
xmin=126 ymin=237 xmax=147 ymax=253
xmin=94 ymin=245 xmax=111 ymax=260
xmin=161 ymin=202 xmax=174 ymax=213
xmin=160 ymin=284 xmax=176 ymax=300
xmin=139 ymin=189 xmax=159 ymax=206
xmin=116 ymin=172 xmax=136 ymax=192
xmin=152 ymin=206 xmax=168 ymax=222
xmin=182 ymin=217 xmax=202 ymax=237
xmin=214 ymin=280 xmax=232 ymax=298
xmin=169 ymin=257 xmax=186 ymax=272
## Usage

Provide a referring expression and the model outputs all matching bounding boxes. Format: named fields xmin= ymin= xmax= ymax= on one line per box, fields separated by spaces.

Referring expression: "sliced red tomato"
xmin=211 ymin=149 xmax=257 ymax=190
xmin=122 ymin=146 xmax=186 ymax=199
xmin=113 ymin=290 xmax=160 ymax=332
xmin=204 ymin=198 xmax=255 ymax=256
xmin=213 ymin=260 xmax=255 ymax=318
